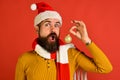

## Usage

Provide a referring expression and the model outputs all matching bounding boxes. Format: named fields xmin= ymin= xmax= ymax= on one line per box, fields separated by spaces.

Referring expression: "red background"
xmin=0 ymin=0 xmax=120 ymax=80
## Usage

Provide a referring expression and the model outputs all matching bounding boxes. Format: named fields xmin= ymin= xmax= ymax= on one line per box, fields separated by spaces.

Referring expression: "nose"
xmin=50 ymin=25 xmax=56 ymax=32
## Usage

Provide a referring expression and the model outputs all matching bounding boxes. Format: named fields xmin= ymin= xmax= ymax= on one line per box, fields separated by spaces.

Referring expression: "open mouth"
xmin=48 ymin=35 xmax=56 ymax=42
xmin=52 ymin=35 xmax=55 ymax=40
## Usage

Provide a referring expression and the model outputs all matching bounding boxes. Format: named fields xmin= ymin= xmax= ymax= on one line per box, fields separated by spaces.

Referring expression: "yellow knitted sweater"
xmin=15 ymin=42 xmax=112 ymax=80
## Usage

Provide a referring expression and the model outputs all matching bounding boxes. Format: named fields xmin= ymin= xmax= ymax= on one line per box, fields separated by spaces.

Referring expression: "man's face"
xmin=36 ymin=18 xmax=62 ymax=52
xmin=39 ymin=18 xmax=61 ymax=42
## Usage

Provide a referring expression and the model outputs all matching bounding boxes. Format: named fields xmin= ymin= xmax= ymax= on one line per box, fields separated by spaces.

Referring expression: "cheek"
xmin=39 ymin=29 xmax=50 ymax=37
xmin=56 ymin=29 xmax=60 ymax=37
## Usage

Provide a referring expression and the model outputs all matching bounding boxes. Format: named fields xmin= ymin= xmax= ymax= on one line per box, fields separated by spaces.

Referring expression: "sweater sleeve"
xmin=72 ymin=42 xmax=113 ymax=73
xmin=15 ymin=58 xmax=26 ymax=80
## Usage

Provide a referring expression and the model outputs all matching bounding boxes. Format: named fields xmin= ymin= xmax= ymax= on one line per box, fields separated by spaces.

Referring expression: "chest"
xmin=25 ymin=56 xmax=57 ymax=80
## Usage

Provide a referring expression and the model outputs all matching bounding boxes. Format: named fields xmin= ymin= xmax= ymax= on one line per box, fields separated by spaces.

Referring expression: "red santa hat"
xmin=31 ymin=2 xmax=62 ymax=26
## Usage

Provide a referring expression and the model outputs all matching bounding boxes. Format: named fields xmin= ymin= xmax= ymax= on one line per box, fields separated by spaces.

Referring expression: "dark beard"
xmin=37 ymin=33 xmax=59 ymax=53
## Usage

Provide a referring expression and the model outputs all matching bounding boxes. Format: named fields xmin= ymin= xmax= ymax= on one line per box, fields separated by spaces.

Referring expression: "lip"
xmin=48 ymin=35 xmax=56 ymax=42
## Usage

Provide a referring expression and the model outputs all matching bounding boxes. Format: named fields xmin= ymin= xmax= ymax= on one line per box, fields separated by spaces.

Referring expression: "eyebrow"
xmin=37 ymin=19 xmax=61 ymax=27
xmin=43 ymin=20 xmax=61 ymax=24
xmin=43 ymin=20 xmax=51 ymax=23
xmin=56 ymin=22 xmax=61 ymax=24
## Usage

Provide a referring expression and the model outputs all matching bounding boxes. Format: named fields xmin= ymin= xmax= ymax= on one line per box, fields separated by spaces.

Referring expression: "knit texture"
xmin=15 ymin=42 xmax=112 ymax=80
xmin=33 ymin=38 xmax=74 ymax=80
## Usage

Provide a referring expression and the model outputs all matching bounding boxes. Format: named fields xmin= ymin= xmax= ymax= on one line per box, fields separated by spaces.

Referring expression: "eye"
xmin=44 ymin=22 xmax=51 ymax=27
xmin=54 ymin=23 xmax=61 ymax=28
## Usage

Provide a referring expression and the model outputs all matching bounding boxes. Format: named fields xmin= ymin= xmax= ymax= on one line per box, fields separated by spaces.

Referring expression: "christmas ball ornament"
xmin=64 ymin=34 xmax=72 ymax=43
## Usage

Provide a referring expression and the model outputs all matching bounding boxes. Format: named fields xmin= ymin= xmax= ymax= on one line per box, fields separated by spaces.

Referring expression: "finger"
xmin=69 ymin=26 xmax=77 ymax=36
xmin=79 ymin=21 xmax=86 ymax=28
xmin=72 ymin=20 xmax=82 ymax=24
xmin=71 ymin=20 xmax=81 ymax=26
xmin=72 ymin=20 xmax=86 ymax=27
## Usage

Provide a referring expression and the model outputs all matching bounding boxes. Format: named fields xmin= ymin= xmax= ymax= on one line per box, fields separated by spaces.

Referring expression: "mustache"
xmin=37 ymin=32 xmax=59 ymax=52
xmin=47 ymin=32 xmax=57 ymax=38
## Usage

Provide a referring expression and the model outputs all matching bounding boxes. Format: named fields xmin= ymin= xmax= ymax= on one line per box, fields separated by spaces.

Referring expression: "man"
xmin=15 ymin=2 xmax=112 ymax=80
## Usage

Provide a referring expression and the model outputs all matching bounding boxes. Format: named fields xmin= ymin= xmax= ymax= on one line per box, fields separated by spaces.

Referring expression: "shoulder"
xmin=68 ymin=48 xmax=81 ymax=58
xmin=68 ymin=48 xmax=81 ymax=54
xmin=19 ymin=50 xmax=36 ymax=59
xmin=17 ymin=50 xmax=37 ymax=65
xmin=68 ymin=47 xmax=87 ymax=59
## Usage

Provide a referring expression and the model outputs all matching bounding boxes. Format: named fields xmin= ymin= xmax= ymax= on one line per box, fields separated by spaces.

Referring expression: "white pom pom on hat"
xmin=31 ymin=3 xmax=37 ymax=11
xmin=30 ymin=2 xmax=62 ymax=27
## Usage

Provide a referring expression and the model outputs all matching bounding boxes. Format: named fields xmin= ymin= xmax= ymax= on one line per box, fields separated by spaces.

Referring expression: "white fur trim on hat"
xmin=34 ymin=11 xmax=62 ymax=26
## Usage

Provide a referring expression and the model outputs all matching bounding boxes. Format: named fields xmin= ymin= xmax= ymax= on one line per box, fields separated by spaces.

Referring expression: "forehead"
xmin=37 ymin=18 xmax=61 ymax=27
xmin=42 ymin=18 xmax=61 ymax=23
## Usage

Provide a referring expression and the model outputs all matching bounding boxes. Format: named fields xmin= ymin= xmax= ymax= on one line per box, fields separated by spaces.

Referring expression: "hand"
xmin=69 ymin=20 xmax=91 ymax=44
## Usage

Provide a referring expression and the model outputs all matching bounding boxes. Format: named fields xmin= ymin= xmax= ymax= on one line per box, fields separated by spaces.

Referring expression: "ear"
xmin=34 ymin=26 xmax=39 ymax=33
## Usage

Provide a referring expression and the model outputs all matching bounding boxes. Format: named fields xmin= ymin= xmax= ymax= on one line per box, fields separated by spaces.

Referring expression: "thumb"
xmin=69 ymin=26 xmax=77 ymax=36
